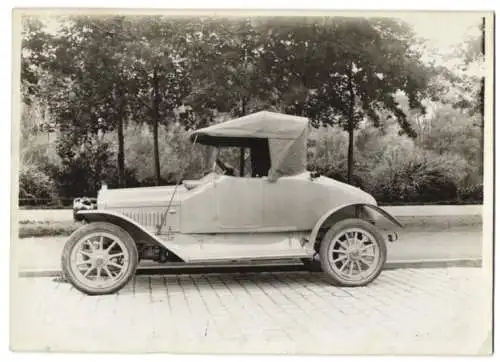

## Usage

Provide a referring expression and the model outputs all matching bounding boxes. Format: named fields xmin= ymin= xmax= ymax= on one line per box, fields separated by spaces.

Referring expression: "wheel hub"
xmin=349 ymin=251 xmax=360 ymax=260
xmin=94 ymin=257 xmax=105 ymax=267
xmin=346 ymin=246 xmax=361 ymax=260
xmin=89 ymin=251 xmax=109 ymax=267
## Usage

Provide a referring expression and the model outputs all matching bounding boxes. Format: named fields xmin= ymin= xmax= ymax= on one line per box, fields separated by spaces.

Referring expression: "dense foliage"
xmin=19 ymin=15 xmax=484 ymax=206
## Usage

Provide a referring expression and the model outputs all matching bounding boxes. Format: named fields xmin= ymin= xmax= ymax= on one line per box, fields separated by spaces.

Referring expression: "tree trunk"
xmin=347 ymin=64 xmax=355 ymax=185
xmin=117 ymin=115 xmax=125 ymax=187
xmin=240 ymin=96 xmax=247 ymax=117
xmin=116 ymin=85 xmax=125 ymax=188
xmin=112 ymin=84 xmax=125 ymax=188
xmin=153 ymin=118 xmax=160 ymax=185
xmin=152 ymin=66 xmax=162 ymax=186
xmin=347 ymin=126 xmax=354 ymax=184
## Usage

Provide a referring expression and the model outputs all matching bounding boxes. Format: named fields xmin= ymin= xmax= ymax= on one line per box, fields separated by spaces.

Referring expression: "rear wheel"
xmin=320 ymin=218 xmax=387 ymax=287
xmin=61 ymin=222 xmax=138 ymax=295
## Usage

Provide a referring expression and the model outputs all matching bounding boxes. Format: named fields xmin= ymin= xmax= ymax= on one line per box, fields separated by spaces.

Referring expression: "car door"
xmin=215 ymin=176 xmax=264 ymax=229
xmin=262 ymin=176 xmax=303 ymax=230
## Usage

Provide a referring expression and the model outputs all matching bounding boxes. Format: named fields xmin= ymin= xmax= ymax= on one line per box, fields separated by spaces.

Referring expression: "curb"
xmin=17 ymin=258 xmax=482 ymax=278
xmin=395 ymin=215 xmax=482 ymax=230
xmin=383 ymin=258 xmax=482 ymax=269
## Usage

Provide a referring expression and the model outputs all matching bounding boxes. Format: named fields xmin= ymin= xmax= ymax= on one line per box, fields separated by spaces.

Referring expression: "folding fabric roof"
xmin=190 ymin=111 xmax=310 ymax=181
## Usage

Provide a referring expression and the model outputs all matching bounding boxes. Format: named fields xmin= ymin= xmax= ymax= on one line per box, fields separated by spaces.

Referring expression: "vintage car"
xmin=61 ymin=111 xmax=402 ymax=295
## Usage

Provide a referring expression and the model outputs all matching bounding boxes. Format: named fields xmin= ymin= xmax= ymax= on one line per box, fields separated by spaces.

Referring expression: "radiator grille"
xmin=111 ymin=207 xmax=179 ymax=231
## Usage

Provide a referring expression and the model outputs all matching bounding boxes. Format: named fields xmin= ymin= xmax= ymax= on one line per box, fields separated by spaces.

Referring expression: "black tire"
xmin=61 ymin=222 xmax=138 ymax=295
xmin=319 ymin=218 xmax=387 ymax=287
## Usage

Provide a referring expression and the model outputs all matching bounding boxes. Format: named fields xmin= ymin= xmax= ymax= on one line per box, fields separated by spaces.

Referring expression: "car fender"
xmin=76 ymin=210 xmax=186 ymax=261
xmin=308 ymin=203 xmax=403 ymax=247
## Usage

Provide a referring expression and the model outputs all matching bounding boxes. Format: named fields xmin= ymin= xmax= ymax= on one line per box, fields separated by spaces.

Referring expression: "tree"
xmin=413 ymin=17 xmax=485 ymax=182
xmin=28 ymin=15 xmax=196 ymax=189
xmin=20 ymin=17 xmax=55 ymax=103
xmin=184 ymin=17 xmax=287 ymax=127
xmin=189 ymin=17 xmax=430 ymax=184
xmin=299 ymin=17 xmax=429 ymax=183
xmin=124 ymin=16 xmax=193 ymax=185
xmin=51 ymin=17 xmax=137 ymax=187
xmin=44 ymin=16 xmax=144 ymax=188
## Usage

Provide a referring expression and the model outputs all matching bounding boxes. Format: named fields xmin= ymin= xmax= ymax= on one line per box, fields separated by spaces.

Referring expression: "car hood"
xmin=97 ymin=173 xmax=220 ymax=209
xmin=97 ymin=184 xmax=189 ymax=209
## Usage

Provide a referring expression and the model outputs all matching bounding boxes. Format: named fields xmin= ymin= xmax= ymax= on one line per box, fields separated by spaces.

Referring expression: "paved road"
xmin=12 ymin=226 xmax=482 ymax=272
xmin=10 ymin=267 xmax=491 ymax=354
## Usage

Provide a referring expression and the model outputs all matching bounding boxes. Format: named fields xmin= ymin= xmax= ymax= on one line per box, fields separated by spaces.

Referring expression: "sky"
xmin=399 ymin=12 xmax=482 ymax=50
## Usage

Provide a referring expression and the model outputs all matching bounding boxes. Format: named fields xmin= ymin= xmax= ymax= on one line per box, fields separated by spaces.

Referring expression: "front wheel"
xmin=61 ymin=222 xmax=138 ymax=295
xmin=320 ymin=218 xmax=387 ymax=287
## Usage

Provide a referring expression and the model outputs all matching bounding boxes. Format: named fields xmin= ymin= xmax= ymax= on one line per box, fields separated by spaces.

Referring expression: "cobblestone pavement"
xmin=10 ymin=267 xmax=491 ymax=355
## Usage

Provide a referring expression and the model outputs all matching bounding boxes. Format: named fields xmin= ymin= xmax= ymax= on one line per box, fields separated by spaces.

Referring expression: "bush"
xmin=307 ymin=124 xmax=482 ymax=204
xmin=55 ymin=134 xmax=115 ymax=198
xmin=120 ymin=123 xmax=206 ymax=185
xmin=308 ymin=126 xmax=367 ymax=185
xmin=20 ymin=114 xmax=483 ymax=206
xmin=19 ymin=163 xmax=56 ymax=206
xmin=368 ymin=145 xmax=467 ymax=203
xmin=458 ymin=184 xmax=483 ymax=203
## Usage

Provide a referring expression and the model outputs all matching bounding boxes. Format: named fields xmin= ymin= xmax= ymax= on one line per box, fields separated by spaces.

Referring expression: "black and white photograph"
xmin=9 ymin=8 xmax=494 ymax=355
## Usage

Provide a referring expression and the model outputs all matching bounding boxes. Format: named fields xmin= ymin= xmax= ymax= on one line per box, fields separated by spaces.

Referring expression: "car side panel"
xmin=162 ymin=232 xmax=312 ymax=262
xmin=179 ymin=181 xmax=218 ymax=233
xmin=263 ymin=175 xmax=352 ymax=231
xmin=262 ymin=177 xmax=323 ymax=230
xmin=181 ymin=176 xmax=265 ymax=233
xmin=180 ymin=174 xmax=363 ymax=234
xmin=215 ymin=177 xmax=263 ymax=229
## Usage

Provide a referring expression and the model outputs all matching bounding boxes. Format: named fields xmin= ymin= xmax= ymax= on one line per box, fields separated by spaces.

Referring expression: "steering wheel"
xmin=216 ymin=157 xmax=235 ymax=176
